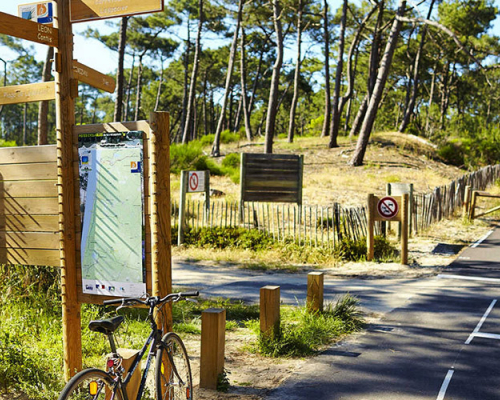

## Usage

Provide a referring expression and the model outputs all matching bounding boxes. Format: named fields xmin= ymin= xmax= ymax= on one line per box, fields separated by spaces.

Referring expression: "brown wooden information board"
xmin=71 ymin=0 xmax=163 ymax=22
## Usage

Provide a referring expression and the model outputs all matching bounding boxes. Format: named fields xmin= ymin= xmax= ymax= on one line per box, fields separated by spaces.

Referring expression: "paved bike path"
xmin=267 ymin=227 xmax=500 ymax=399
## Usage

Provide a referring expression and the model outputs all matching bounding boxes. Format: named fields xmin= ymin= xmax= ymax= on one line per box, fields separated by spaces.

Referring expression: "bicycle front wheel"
xmin=156 ymin=332 xmax=193 ymax=400
xmin=58 ymin=368 xmax=123 ymax=400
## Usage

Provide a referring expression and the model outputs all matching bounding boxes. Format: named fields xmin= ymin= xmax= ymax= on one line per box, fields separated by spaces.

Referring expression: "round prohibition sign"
xmin=189 ymin=172 xmax=199 ymax=191
xmin=377 ymin=196 xmax=399 ymax=219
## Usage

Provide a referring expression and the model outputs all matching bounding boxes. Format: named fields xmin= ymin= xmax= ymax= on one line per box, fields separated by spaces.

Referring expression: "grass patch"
xmin=249 ymin=294 xmax=364 ymax=358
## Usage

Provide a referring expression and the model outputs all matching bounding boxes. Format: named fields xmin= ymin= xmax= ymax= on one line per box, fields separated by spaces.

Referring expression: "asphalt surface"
xmin=173 ymin=226 xmax=500 ymax=399
xmin=267 ymin=227 xmax=500 ymax=400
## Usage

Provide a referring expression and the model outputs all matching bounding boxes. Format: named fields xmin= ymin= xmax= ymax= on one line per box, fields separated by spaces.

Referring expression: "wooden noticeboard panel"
xmin=71 ymin=0 xmax=164 ymax=22
xmin=240 ymin=153 xmax=304 ymax=204
xmin=0 ymin=145 xmax=59 ymax=267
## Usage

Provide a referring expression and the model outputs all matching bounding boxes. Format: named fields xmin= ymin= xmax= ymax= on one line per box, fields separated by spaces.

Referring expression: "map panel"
xmin=79 ymin=132 xmax=145 ymax=297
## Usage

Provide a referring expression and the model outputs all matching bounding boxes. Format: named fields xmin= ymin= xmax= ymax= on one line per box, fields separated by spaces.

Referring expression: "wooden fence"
xmin=172 ymin=164 xmax=500 ymax=248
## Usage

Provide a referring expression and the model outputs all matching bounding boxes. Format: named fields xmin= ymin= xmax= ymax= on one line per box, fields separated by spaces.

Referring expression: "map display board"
xmin=78 ymin=132 xmax=145 ymax=297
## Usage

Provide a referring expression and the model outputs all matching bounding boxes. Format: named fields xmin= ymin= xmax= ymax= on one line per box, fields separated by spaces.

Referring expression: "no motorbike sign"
xmin=367 ymin=193 xmax=409 ymax=265
xmin=377 ymin=196 xmax=399 ymax=220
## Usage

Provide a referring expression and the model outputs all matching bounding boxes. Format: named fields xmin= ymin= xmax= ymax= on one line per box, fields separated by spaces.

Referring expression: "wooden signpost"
xmin=367 ymin=193 xmax=409 ymax=265
xmin=0 ymin=0 xmax=169 ymax=381
xmin=0 ymin=11 xmax=58 ymax=46
xmin=70 ymin=0 xmax=164 ymax=22
xmin=0 ymin=81 xmax=55 ymax=105
xmin=73 ymin=60 xmax=116 ymax=93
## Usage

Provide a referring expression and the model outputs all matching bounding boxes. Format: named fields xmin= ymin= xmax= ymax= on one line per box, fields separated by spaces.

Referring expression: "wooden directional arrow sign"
xmin=0 ymin=11 xmax=58 ymax=47
xmin=0 ymin=81 xmax=55 ymax=105
xmin=73 ymin=61 xmax=116 ymax=93
xmin=71 ymin=0 xmax=163 ymax=23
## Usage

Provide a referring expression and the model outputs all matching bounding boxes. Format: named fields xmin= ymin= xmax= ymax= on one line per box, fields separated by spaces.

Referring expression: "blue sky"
xmin=2 ymin=0 xmax=500 ymax=77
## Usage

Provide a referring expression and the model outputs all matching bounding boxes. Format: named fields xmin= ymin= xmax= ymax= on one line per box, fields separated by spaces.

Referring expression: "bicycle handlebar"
xmin=103 ymin=291 xmax=200 ymax=308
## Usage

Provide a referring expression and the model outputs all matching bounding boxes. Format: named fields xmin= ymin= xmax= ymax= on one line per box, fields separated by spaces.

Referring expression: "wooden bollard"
xmin=200 ymin=308 xmax=226 ymax=390
xmin=260 ymin=286 xmax=280 ymax=339
xmin=307 ymin=272 xmax=324 ymax=312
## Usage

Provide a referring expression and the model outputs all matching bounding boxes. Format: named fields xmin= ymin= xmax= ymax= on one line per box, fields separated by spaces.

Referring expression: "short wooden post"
xmin=401 ymin=193 xmax=409 ymax=265
xmin=200 ymin=308 xmax=226 ymax=390
xmin=307 ymin=272 xmax=324 ymax=312
xmin=260 ymin=286 xmax=280 ymax=339
xmin=463 ymin=185 xmax=472 ymax=219
xmin=106 ymin=349 xmax=141 ymax=399
xmin=367 ymin=194 xmax=375 ymax=261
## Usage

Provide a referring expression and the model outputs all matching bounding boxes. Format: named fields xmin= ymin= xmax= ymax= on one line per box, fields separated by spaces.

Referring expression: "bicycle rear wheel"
xmin=156 ymin=332 xmax=193 ymax=400
xmin=58 ymin=368 xmax=123 ymax=400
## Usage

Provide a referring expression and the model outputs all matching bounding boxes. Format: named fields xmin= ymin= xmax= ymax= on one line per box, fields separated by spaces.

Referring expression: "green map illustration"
xmin=79 ymin=144 xmax=145 ymax=297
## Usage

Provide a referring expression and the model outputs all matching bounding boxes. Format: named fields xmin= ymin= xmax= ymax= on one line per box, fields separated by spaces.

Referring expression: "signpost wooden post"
xmin=52 ymin=0 xmax=82 ymax=379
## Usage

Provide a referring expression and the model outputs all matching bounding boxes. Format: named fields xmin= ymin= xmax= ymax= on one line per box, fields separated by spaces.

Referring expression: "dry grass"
xmin=171 ymin=132 xmax=466 ymax=207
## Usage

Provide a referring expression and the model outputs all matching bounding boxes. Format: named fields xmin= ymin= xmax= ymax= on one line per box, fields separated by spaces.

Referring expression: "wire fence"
xmin=172 ymin=164 xmax=500 ymax=248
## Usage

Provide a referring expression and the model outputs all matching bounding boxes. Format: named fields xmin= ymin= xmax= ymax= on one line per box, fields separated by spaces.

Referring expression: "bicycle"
xmin=58 ymin=291 xmax=200 ymax=400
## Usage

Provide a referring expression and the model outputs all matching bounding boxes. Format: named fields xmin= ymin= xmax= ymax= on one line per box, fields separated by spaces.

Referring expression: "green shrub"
xmin=335 ymin=235 xmax=397 ymax=262
xmin=184 ymin=227 xmax=273 ymax=250
xmin=170 ymin=141 xmax=205 ymax=174
xmin=438 ymin=141 xmax=465 ymax=167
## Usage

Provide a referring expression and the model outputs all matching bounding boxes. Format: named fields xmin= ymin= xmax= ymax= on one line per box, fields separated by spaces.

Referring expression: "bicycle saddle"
xmin=88 ymin=316 xmax=125 ymax=335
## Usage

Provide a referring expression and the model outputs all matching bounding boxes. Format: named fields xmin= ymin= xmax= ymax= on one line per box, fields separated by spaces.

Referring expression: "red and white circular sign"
xmin=189 ymin=172 xmax=199 ymax=191
xmin=377 ymin=196 xmax=399 ymax=219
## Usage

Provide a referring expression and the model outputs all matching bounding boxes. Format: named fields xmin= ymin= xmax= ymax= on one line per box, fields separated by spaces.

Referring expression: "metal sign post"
xmin=178 ymin=170 xmax=210 ymax=245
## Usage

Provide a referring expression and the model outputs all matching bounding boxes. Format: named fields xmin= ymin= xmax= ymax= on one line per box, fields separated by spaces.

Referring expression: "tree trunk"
xmin=425 ymin=64 xmax=436 ymax=135
xmin=265 ymin=0 xmax=284 ymax=154
xmin=179 ymin=20 xmax=191 ymax=140
xmin=240 ymin=27 xmax=253 ymax=141
xmin=38 ymin=46 xmax=54 ymax=145
xmin=134 ymin=54 xmax=144 ymax=121
xmin=328 ymin=0 xmax=348 ymax=148
xmin=114 ymin=16 xmax=128 ymax=122
xmin=350 ymin=1 xmax=384 ymax=138
xmin=212 ymin=0 xmax=244 ymax=156
xmin=249 ymin=44 xmax=266 ymax=115
xmin=398 ymin=0 xmax=435 ymax=132
xmin=124 ymin=54 xmax=135 ymax=121
xmin=351 ymin=0 xmax=407 ymax=166
xmin=287 ymin=0 xmax=303 ymax=143
xmin=183 ymin=0 xmax=203 ymax=144
xmin=321 ymin=0 xmax=331 ymax=138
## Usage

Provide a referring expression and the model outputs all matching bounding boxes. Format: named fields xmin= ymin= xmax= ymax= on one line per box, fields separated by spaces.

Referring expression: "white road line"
xmin=437 ymin=369 xmax=454 ymax=400
xmin=469 ymin=332 xmax=500 ymax=340
xmin=465 ymin=299 xmax=497 ymax=345
xmin=437 ymin=274 xmax=500 ymax=283
xmin=471 ymin=230 xmax=494 ymax=248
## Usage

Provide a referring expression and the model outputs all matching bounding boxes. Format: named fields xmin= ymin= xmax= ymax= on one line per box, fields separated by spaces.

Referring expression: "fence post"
xmin=200 ymin=308 xmax=226 ymax=390
xmin=470 ymin=190 xmax=478 ymax=220
xmin=260 ymin=286 xmax=280 ymax=339
xmin=367 ymin=194 xmax=375 ymax=261
xmin=463 ymin=185 xmax=472 ymax=219
xmin=401 ymin=193 xmax=409 ymax=265
xmin=307 ymin=272 xmax=324 ymax=312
